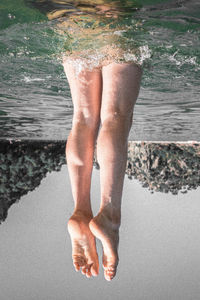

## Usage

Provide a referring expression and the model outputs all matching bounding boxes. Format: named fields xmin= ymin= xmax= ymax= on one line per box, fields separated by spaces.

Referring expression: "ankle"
xmin=73 ymin=209 xmax=93 ymax=220
xmin=99 ymin=204 xmax=121 ymax=226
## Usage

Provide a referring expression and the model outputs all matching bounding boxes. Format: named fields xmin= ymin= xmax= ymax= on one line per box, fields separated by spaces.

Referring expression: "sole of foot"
xmin=89 ymin=212 xmax=119 ymax=281
xmin=68 ymin=211 xmax=99 ymax=278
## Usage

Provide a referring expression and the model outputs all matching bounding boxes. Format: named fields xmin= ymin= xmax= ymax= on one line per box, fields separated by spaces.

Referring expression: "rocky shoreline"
xmin=0 ymin=140 xmax=200 ymax=223
xmin=0 ymin=140 xmax=66 ymax=223
xmin=126 ymin=142 xmax=200 ymax=194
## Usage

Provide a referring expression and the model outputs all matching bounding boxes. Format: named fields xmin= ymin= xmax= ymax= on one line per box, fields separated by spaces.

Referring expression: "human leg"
xmin=90 ymin=62 xmax=142 ymax=280
xmin=63 ymin=60 xmax=102 ymax=277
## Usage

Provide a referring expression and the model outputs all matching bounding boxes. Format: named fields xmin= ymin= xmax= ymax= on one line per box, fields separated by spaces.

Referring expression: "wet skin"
xmin=64 ymin=60 xmax=142 ymax=281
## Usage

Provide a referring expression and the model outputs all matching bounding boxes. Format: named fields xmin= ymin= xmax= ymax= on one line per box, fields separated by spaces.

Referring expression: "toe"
xmin=86 ymin=267 xmax=92 ymax=278
xmin=73 ymin=262 xmax=80 ymax=272
xmin=82 ymin=265 xmax=92 ymax=278
xmin=91 ymin=263 xmax=99 ymax=276
xmin=103 ymin=255 xmax=117 ymax=281
xmin=81 ymin=266 xmax=87 ymax=275
xmin=104 ymin=273 xmax=112 ymax=281
xmin=85 ymin=246 xmax=99 ymax=277
xmin=72 ymin=255 xmax=86 ymax=270
xmin=104 ymin=267 xmax=116 ymax=281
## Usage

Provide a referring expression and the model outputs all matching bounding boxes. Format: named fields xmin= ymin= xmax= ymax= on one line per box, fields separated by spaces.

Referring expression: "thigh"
xmin=101 ymin=62 xmax=142 ymax=121
xmin=63 ymin=59 xmax=102 ymax=118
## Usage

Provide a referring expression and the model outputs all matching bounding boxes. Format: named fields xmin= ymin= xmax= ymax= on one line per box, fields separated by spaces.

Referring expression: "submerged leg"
xmin=63 ymin=60 xmax=102 ymax=277
xmin=90 ymin=62 xmax=142 ymax=281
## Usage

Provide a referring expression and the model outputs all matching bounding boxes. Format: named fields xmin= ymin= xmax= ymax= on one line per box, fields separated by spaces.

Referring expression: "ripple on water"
xmin=0 ymin=0 xmax=200 ymax=140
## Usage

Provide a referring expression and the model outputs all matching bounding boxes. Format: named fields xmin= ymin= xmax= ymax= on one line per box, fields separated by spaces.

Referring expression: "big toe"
xmin=72 ymin=254 xmax=86 ymax=271
xmin=85 ymin=249 xmax=99 ymax=277
xmin=103 ymin=254 xmax=118 ymax=281
xmin=81 ymin=265 xmax=92 ymax=278
xmin=104 ymin=265 xmax=117 ymax=281
xmin=91 ymin=262 xmax=99 ymax=276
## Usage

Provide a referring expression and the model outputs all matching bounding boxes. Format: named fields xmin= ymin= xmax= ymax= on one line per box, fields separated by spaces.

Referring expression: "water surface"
xmin=0 ymin=0 xmax=200 ymax=140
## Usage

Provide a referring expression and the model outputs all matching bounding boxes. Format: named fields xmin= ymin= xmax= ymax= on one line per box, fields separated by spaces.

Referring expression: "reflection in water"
xmin=28 ymin=0 xmax=151 ymax=69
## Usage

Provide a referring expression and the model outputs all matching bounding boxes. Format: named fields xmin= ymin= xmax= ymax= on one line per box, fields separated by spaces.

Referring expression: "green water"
xmin=0 ymin=0 xmax=200 ymax=140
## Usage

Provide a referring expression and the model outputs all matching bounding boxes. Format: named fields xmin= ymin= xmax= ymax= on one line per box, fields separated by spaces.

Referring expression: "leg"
xmin=63 ymin=60 xmax=102 ymax=277
xmin=90 ymin=62 xmax=142 ymax=281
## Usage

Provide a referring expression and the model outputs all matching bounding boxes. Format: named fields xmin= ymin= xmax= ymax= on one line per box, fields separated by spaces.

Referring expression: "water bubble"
xmin=8 ymin=13 xmax=16 ymax=19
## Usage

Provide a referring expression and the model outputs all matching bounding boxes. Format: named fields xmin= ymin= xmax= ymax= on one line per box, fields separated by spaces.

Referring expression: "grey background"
xmin=0 ymin=166 xmax=200 ymax=300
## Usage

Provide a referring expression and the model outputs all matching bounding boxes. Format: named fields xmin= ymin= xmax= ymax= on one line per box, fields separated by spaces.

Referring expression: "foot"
xmin=68 ymin=210 xmax=99 ymax=278
xmin=89 ymin=210 xmax=120 ymax=281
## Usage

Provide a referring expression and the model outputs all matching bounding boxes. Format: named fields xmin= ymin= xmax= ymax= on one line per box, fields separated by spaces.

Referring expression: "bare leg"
xmin=63 ymin=60 xmax=102 ymax=277
xmin=90 ymin=62 xmax=142 ymax=281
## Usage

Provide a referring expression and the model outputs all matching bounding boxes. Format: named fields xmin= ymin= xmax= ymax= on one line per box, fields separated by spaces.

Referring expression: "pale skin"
xmin=63 ymin=59 xmax=142 ymax=281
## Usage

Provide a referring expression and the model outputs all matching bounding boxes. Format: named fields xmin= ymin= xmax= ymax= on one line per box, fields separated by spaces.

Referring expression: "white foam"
xmin=22 ymin=76 xmax=45 ymax=83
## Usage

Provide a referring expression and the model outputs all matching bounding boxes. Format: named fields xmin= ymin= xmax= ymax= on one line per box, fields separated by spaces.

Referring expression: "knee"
xmin=72 ymin=111 xmax=100 ymax=131
xmin=101 ymin=110 xmax=133 ymax=132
